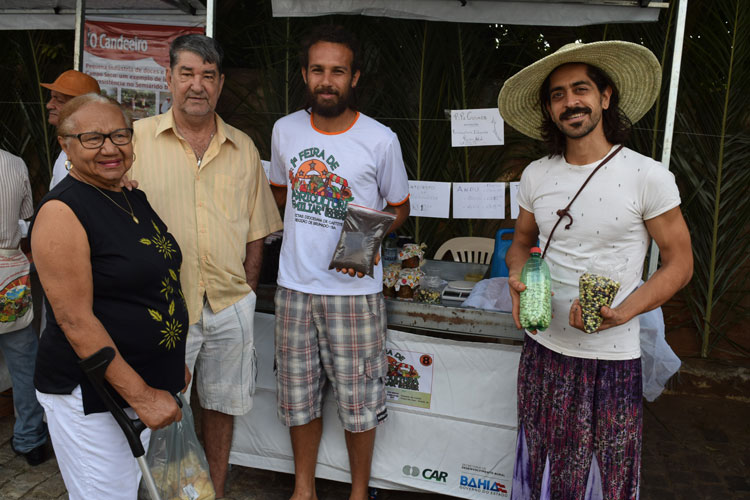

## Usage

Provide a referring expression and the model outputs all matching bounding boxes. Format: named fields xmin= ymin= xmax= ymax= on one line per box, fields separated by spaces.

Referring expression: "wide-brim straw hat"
xmin=41 ymin=70 xmax=101 ymax=97
xmin=497 ymin=41 xmax=661 ymax=140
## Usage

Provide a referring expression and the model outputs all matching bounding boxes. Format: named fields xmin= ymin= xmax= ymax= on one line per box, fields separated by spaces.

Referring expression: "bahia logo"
xmin=402 ymin=465 xmax=448 ymax=483
xmin=460 ymin=475 xmax=508 ymax=495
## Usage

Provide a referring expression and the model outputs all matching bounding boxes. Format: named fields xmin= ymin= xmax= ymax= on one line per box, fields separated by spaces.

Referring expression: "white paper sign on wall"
xmin=453 ymin=182 xmax=505 ymax=219
xmin=408 ymin=180 xmax=451 ymax=218
xmin=451 ymin=108 xmax=504 ymax=147
xmin=510 ymin=181 xmax=520 ymax=219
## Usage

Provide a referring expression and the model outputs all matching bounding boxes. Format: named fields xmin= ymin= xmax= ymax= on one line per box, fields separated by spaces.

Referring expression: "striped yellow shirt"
xmin=132 ymin=109 xmax=282 ymax=323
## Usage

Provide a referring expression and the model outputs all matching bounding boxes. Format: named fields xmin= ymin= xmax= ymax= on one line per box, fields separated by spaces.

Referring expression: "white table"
xmin=230 ymin=312 xmax=521 ymax=499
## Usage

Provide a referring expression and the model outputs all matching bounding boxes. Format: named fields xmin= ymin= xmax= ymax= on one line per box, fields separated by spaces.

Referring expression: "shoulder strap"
xmin=541 ymin=145 xmax=624 ymax=259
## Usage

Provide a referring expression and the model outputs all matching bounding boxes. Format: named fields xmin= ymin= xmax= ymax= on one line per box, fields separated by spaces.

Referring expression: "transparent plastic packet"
xmin=415 ymin=275 xmax=447 ymax=304
xmin=328 ymin=204 xmax=396 ymax=278
xmin=138 ymin=393 xmax=216 ymax=500
xmin=579 ymin=254 xmax=627 ymax=333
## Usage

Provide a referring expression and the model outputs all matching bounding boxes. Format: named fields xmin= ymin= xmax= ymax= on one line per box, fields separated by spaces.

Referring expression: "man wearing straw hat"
xmin=40 ymin=70 xmax=101 ymax=190
xmin=500 ymin=41 xmax=693 ymax=498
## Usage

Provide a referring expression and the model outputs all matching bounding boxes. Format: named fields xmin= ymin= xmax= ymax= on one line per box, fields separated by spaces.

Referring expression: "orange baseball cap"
xmin=40 ymin=70 xmax=100 ymax=97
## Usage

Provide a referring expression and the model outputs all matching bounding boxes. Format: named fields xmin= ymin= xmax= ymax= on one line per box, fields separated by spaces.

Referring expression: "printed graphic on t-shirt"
xmin=288 ymin=148 xmax=354 ymax=230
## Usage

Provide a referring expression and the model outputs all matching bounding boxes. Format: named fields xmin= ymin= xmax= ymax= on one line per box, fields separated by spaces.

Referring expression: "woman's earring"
xmin=64 ymin=159 xmax=73 ymax=171
xmin=132 ymin=152 xmax=137 ymax=162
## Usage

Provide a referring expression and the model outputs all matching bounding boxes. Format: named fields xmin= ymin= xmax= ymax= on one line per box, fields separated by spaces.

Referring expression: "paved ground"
xmin=1 ymin=387 xmax=748 ymax=500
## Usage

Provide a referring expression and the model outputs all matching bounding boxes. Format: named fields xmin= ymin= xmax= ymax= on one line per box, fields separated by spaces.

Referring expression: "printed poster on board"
xmin=385 ymin=346 xmax=435 ymax=409
xmin=83 ymin=18 xmax=204 ymax=120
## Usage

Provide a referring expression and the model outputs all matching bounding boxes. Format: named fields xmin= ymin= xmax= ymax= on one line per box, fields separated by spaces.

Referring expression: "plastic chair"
xmin=433 ymin=237 xmax=495 ymax=264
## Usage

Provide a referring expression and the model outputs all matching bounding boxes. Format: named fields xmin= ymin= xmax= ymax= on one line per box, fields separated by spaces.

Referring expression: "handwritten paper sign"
xmin=451 ymin=108 xmax=504 ymax=147
xmin=408 ymin=181 xmax=451 ymax=219
xmin=510 ymin=182 xmax=520 ymax=219
xmin=452 ymin=182 xmax=505 ymax=219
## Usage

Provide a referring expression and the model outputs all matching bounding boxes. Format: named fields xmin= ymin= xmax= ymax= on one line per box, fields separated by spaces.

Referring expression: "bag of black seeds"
xmin=329 ymin=204 xmax=396 ymax=278
xmin=579 ymin=254 xmax=627 ymax=333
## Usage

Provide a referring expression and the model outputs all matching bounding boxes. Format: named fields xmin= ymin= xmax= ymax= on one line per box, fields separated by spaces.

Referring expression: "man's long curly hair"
xmin=538 ymin=64 xmax=632 ymax=157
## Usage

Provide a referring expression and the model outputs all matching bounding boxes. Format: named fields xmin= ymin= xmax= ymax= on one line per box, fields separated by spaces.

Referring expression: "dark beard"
xmin=306 ymin=86 xmax=352 ymax=117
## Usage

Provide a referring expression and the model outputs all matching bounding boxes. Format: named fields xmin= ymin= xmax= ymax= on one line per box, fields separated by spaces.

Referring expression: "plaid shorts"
xmin=274 ymin=286 xmax=389 ymax=432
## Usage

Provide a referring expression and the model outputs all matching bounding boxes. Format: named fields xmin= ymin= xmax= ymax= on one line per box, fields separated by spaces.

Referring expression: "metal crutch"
xmin=78 ymin=346 xmax=178 ymax=500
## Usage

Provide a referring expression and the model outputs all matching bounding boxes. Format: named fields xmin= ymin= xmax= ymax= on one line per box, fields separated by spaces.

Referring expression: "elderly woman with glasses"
xmin=30 ymin=93 xmax=190 ymax=500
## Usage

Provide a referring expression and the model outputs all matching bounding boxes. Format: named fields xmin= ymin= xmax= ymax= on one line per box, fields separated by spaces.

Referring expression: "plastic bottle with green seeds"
xmin=519 ymin=247 xmax=551 ymax=331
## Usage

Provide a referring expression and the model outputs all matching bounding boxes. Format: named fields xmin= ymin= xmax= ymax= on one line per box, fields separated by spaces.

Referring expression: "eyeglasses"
xmin=64 ymin=128 xmax=134 ymax=149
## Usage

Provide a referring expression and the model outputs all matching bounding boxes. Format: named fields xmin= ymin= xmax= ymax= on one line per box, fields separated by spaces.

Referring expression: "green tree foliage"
xmin=667 ymin=0 xmax=749 ymax=356
xmin=0 ymin=30 xmax=72 ymax=198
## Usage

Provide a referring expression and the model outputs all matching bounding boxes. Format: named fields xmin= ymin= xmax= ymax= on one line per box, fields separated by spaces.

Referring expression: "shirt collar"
xmin=154 ymin=108 xmax=239 ymax=148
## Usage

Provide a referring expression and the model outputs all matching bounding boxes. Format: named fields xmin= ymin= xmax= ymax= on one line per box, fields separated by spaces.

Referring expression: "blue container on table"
xmin=490 ymin=229 xmax=515 ymax=277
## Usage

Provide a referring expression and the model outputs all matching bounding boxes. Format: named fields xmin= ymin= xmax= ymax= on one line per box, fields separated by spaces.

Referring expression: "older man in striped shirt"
xmin=0 ymin=149 xmax=49 ymax=466
xmin=130 ymin=34 xmax=282 ymax=498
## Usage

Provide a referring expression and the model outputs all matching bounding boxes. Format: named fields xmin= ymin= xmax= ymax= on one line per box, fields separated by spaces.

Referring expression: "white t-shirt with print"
xmin=517 ymin=145 xmax=681 ymax=360
xmin=270 ymin=110 xmax=410 ymax=296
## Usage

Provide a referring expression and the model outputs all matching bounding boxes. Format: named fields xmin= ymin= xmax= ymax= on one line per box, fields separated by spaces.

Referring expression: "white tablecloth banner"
xmin=230 ymin=312 xmax=521 ymax=498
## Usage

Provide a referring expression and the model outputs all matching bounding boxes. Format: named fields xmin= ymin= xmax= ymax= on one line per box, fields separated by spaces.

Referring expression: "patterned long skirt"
xmin=511 ymin=336 xmax=642 ymax=500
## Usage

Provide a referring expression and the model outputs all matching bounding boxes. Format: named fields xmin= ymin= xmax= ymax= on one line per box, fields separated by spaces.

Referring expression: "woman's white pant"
xmin=36 ymin=386 xmax=150 ymax=500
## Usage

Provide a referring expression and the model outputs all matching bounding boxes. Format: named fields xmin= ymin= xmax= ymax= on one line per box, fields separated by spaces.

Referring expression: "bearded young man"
xmin=499 ymin=42 xmax=693 ymax=499
xmin=269 ymin=25 xmax=410 ymax=500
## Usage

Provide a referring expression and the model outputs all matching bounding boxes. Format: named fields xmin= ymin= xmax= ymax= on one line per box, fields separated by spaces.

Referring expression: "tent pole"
xmin=73 ymin=0 xmax=86 ymax=70
xmin=206 ymin=0 xmax=215 ymax=37
xmin=647 ymin=0 xmax=688 ymax=278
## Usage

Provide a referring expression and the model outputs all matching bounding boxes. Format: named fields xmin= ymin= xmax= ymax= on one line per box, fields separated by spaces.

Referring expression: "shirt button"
xmin=199 ymin=281 xmax=204 ymax=287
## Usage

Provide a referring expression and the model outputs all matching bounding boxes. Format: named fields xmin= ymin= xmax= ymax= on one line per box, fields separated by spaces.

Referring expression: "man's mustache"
xmin=314 ymin=86 xmax=339 ymax=96
xmin=559 ymin=106 xmax=592 ymax=120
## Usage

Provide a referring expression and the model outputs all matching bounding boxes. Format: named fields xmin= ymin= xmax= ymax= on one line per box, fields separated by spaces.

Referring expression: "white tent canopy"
xmin=271 ymin=0 xmax=663 ymax=26
xmin=0 ymin=0 xmax=207 ymax=30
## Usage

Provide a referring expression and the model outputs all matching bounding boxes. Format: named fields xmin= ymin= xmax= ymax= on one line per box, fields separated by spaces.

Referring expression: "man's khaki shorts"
xmin=185 ymin=291 xmax=257 ymax=415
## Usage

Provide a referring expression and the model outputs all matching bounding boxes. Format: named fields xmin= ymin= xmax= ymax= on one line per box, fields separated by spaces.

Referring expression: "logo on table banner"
xmin=387 ymin=355 xmax=420 ymax=391
xmin=459 ymin=475 xmax=508 ymax=496
xmin=402 ymin=465 xmax=448 ymax=483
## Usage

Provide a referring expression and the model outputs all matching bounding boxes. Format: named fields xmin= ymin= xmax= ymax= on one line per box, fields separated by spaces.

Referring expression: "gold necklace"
xmin=87 ymin=182 xmax=139 ymax=224
xmin=174 ymin=123 xmax=216 ymax=166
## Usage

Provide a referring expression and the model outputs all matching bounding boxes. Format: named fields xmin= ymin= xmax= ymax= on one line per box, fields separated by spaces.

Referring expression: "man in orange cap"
xmin=40 ymin=70 xmax=100 ymax=190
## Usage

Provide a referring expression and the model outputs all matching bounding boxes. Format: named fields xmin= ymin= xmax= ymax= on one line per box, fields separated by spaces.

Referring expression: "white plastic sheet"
xmin=639 ymin=306 xmax=681 ymax=402
xmin=461 ymin=277 xmax=514 ymax=313
xmin=271 ymin=0 xmax=660 ymax=27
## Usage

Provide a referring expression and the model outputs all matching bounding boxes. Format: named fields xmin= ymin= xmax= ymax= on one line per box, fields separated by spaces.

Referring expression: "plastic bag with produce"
xmin=579 ymin=254 xmax=627 ymax=333
xmin=328 ymin=204 xmax=396 ymax=278
xmin=138 ymin=393 xmax=216 ymax=500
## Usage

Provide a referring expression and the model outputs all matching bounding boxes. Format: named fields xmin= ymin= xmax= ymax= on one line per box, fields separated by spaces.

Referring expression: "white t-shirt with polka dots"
xmin=517 ymin=145 xmax=681 ymax=360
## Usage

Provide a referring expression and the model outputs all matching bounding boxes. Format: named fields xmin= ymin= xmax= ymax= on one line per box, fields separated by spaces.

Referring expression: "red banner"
xmin=83 ymin=19 xmax=204 ymax=119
